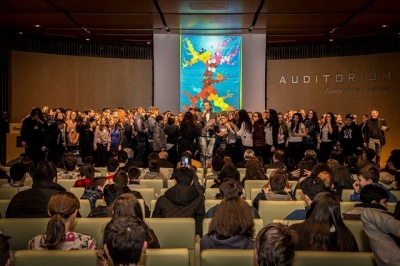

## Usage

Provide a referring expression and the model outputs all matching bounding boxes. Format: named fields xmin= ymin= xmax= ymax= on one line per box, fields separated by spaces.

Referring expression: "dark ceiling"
xmin=1 ymin=0 xmax=400 ymax=45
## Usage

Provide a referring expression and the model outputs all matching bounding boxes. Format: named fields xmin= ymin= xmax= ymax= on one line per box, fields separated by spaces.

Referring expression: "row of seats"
xmin=0 ymin=217 xmax=375 ymax=266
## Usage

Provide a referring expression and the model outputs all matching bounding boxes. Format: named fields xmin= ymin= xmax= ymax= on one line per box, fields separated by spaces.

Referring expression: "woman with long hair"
xmin=200 ymin=197 xmax=255 ymax=250
xmin=277 ymin=112 xmax=289 ymax=152
xmin=302 ymin=109 xmax=320 ymax=153
xmin=319 ymin=112 xmax=338 ymax=163
xmin=252 ymin=112 xmax=265 ymax=158
xmin=264 ymin=109 xmax=279 ymax=164
xmin=109 ymin=117 xmax=123 ymax=151
xmin=289 ymin=192 xmax=359 ymax=251
xmin=93 ymin=117 xmax=111 ymax=167
xmin=179 ymin=112 xmax=199 ymax=157
xmin=66 ymin=110 xmax=79 ymax=151
xmin=111 ymin=194 xmax=160 ymax=248
xmin=228 ymin=111 xmax=237 ymax=125
xmin=217 ymin=112 xmax=238 ymax=160
xmin=242 ymin=157 xmax=267 ymax=186
xmin=331 ymin=166 xmax=354 ymax=198
xmin=286 ymin=113 xmax=307 ymax=164
xmin=235 ymin=109 xmax=253 ymax=162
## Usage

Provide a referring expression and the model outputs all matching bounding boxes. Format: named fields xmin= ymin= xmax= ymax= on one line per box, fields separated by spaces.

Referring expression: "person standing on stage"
xmin=363 ymin=109 xmax=389 ymax=165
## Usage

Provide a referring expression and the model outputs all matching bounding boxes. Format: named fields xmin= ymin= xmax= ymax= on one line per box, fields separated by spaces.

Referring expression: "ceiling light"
xmin=86 ymin=38 xmax=90 ymax=41
xmin=329 ymin=39 xmax=333 ymax=42
xmin=381 ymin=25 xmax=389 ymax=28
xmin=33 ymin=24 xmax=41 ymax=28
xmin=147 ymin=42 xmax=151 ymax=44
xmin=19 ymin=32 xmax=23 ymax=34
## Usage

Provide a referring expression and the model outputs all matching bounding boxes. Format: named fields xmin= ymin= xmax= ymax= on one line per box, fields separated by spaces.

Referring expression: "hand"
xmin=21 ymin=141 xmax=27 ymax=148
xmin=304 ymin=169 xmax=311 ymax=177
xmin=285 ymin=141 xmax=288 ymax=147
xmin=363 ymin=142 xmax=367 ymax=147
xmin=381 ymin=126 xmax=387 ymax=131
xmin=291 ymin=169 xmax=300 ymax=177
xmin=93 ymin=144 xmax=97 ymax=151
xmin=41 ymin=146 xmax=46 ymax=152
xmin=107 ymin=146 xmax=110 ymax=152
xmin=270 ymin=146 xmax=275 ymax=152
xmin=353 ymin=181 xmax=360 ymax=193
xmin=118 ymin=145 xmax=122 ymax=151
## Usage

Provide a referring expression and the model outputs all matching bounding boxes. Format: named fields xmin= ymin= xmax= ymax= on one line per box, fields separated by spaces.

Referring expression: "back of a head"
xmin=218 ymin=165 xmax=240 ymax=182
xmin=83 ymin=156 xmax=95 ymax=166
xmin=285 ymin=158 xmax=297 ymax=172
xmin=92 ymin=177 xmax=108 ymax=190
xmin=311 ymin=162 xmax=331 ymax=176
xmin=359 ymin=165 xmax=380 ymax=183
xmin=245 ymin=158 xmax=266 ymax=180
xmin=212 ymin=156 xmax=225 ymax=172
xmin=360 ymin=184 xmax=388 ymax=204
xmin=219 ymin=179 xmax=244 ymax=199
xmin=208 ymin=197 xmax=254 ymax=240
xmin=33 ymin=161 xmax=57 ymax=183
xmin=118 ymin=151 xmax=128 ymax=163
xmin=269 ymin=169 xmax=287 ymax=192
xmin=158 ymin=151 xmax=168 ymax=159
xmin=387 ymin=155 xmax=400 ymax=170
xmin=107 ymin=158 xmax=119 ymax=173
xmin=329 ymin=151 xmax=344 ymax=165
xmin=10 ymin=162 xmax=26 ymax=182
xmin=148 ymin=159 xmax=160 ymax=173
xmin=46 ymin=192 xmax=80 ymax=249
xmin=147 ymin=152 xmax=159 ymax=163
xmin=103 ymin=216 xmax=146 ymax=266
xmin=128 ymin=166 xmax=141 ymax=181
xmin=307 ymin=191 xmax=341 ymax=223
xmin=171 ymin=167 xmax=193 ymax=186
xmin=301 ymin=177 xmax=326 ymax=201
xmin=331 ymin=166 xmax=353 ymax=188
xmin=303 ymin=150 xmax=317 ymax=161
xmin=113 ymin=172 xmax=129 ymax=187
xmin=244 ymin=149 xmax=255 ymax=160
xmin=255 ymin=223 xmax=298 ymax=266
xmin=274 ymin=149 xmax=285 ymax=162
xmin=0 ymin=234 xmax=11 ymax=266
xmin=64 ymin=156 xmax=77 ymax=171
xmin=79 ymin=164 xmax=94 ymax=179
xmin=103 ymin=184 xmax=124 ymax=206
xmin=326 ymin=159 xmax=340 ymax=172
xmin=344 ymin=156 xmax=357 ymax=168
xmin=317 ymin=171 xmax=332 ymax=189
xmin=364 ymin=148 xmax=376 ymax=161
xmin=21 ymin=157 xmax=34 ymax=177
xmin=112 ymin=194 xmax=144 ymax=221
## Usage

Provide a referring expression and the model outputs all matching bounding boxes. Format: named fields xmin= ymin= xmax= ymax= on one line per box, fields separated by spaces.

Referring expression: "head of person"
xmin=158 ymin=151 xmax=168 ymax=160
xmin=245 ymin=158 xmax=266 ymax=180
xmin=46 ymin=192 xmax=80 ymax=249
xmin=0 ymin=233 xmax=11 ymax=266
xmin=331 ymin=166 xmax=354 ymax=189
xmin=344 ymin=114 xmax=354 ymax=126
xmin=385 ymin=155 xmax=400 ymax=170
xmin=317 ymin=171 xmax=332 ymax=189
xmin=285 ymin=158 xmax=297 ymax=172
xmin=182 ymin=112 xmax=194 ymax=124
xmin=79 ymin=164 xmax=94 ymax=180
xmin=255 ymin=223 xmax=298 ymax=266
xmin=207 ymin=197 xmax=255 ymax=240
xmin=360 ymin=184 xmax=388 ymax=209
xmin=9 ymin=162 xmax=26 ymax=183
xmin=219 ymin=179 xmax=244 ymax=199
xmin=211 ymin=156 xmax=225 ymax=172
xmin=344 ymin=156 xmax=357 ymax=168
xmin=118 ymin=151 xmax=128 ymax=164
xmin=218 ymin=164 xmax=240 ymax=182
xmin=311 ymin=162 xmax=331 ymax=176
xmin=21 ymin=157 xmax=34 ymax=177
xmin=113 ymin=171 xmax=129 ymax=187
xmin=303 ymin=150 xmax=317 ymax=162
xmin=103 ymin=216 xmax=147 ymax=266
xmin=252 ymin=112 xmax=263 ymax=124
xmin=370 ymin=109 xmax=379 ymax=119
xmin=92 ymin=177 xmax=110 ymax=192
xmin=203 ymin=101 xmax=212 ymax=112
xmin=106 ymin=158 xmax=119 ymax=173
xmin=33 ymin=161 xmax=57 ymax=183
xmin=123 ymin=148 xmax=134 ymax=160
xmin=363 ymin=148 xmax=376 ymax=161
xmin=243 ymin=149 xmax=255 ymax=161
xmin=325 ymin=112 xmax=337 ymax=126
xmin=29 ymin=107 xmax=44 ymax=121
xmin=128 ymin=166 xmax=141 ymax=181
xmin=148 ymin=160 xmax=160 ymax=173
xmin=171 ymin=167 xmax=194 ymax=186
xmin=301 ymin=176 xmax=326 ymax=206
xmin=237 ymin=109 xmax=252 ymax=131
xmin=103 ymin=184 xmax=124 ymax=206
xmin=358 ymin=165 xmax=380 ymax=188
xmin=273 ymin=149 xmax=285 ymax=162
xmin=64 ymin=156 xmax=77 ymax=172
xmin=147 ymin=152 xmax=159 ymax=163
xmin=326 ymin=159 xmax=340 ymax=172
xmin=269 ymin=169 xmax=287 ymax=193
xmin=379 ymin=171 xmax=395 ymax=190
xmin=155 ymin=115 xmax=164 ymax=124
xmin=111 ymin=194 xmax=144 ymax=221
xmin=83 ymin=156 xmax=95 ymax=166
xmin=360 ymin=114 xmax=368 ymax=123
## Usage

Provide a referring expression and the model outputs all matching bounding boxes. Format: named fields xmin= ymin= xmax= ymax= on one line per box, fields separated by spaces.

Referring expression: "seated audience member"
xmin=177 ymin=151 xmax=202 ymax=169
xmin=255 ymin=223 xmax=298 ymax=266
xmin=206 ymin=156 xmax=225 ymax=181
xmin=379 ymin=171 xmax=396 ymax=190
xmin=144 ymin=152 xmax=169 ymax=177
xmin=152 ymin=167 xmax=205 ymax=235
xmin=344 ymin=184 xmax=390 ymax=220
xmin=0 ymin=166 xmax=10 ymax=183
xmin=290 ymin=192 xmax=359 ymax=251
xmin=303 ymin=150 xmax=317 ymax=163
xmin=201 ymin=197 xmax=255 ymax=250
xmin=264 ymin=149 xmax=285 ymax=170
xmin=127 ymin=166 xmax=147 ymax=188
xmin=331 ymin=166 xmax=354 ymax=196
xmin=103 ymin=216 xmax=147 ymax=266
xmin=5 ymin=152 xmax=25 ymax=167
xmin=88 ymin=184 xmax=123 ymax=217
xmin=6 ymin=161 xmax=66 ymax=218
xmin=356 ymin=148 xmax=379 ymax=170
xmin=242 ymin=157 xmax=267 ymax=186
xmin=80 ymin=176 xmax=110 ymax=211
xmin=105 ymin=158 xmax=119 ymax=180
xmin=380 ymin=155 xmax=400 ymax=186
xmin=317 ymin=171 xmax=333 ymax=190
xmin=117 ymin=150 xmax=132 ymax=172
xmin=289 ymin=160 xmax=313 ymax=180
xmin=236 ymin=149 xmax=255 ymax=168
xmin=326 ymin=159 xmax=340 ymax=172
xmin=211 ymin=164 xmax=240 ymax=188
xmin=344 ymin=155 xmax=358 ymax=175
xmin=1 ymin=162 xmax=29 ymax=191
xmin=143 ymin=159 xmax=167 ymax=188
xmin=0 ymin=234 xmax=11 ymax=266
xmin=206 ymin=179 xmax=260 ymax=218
xmin=21 ymin=157 xmax=35 ymax=179
xmin=361 ymin=208 xmax=400 ymax=265
xmin=73 ymin=164 xmax=95 ymax=188
xmin=111 ymin=194 xmax=160 ymax=248
xmin=28 ymin=192 xmax=106 ymax=264
xmin=113 ymin=171 xmax=151 ymax=217
xmin=253 ymin=169 xmax=292 ymax=210
xmin=57 ymin=156 xmax=79 ymax=180
xmin=351 ymin=165 xmax=397 ymax=202
xmin=285 ymin=177 xmax=326 ymax=220
xmin=83 ymin=156 xmax=101 ymax=173
xmin=158 ymin=151 xmax=175 ymax=169
xmin=123 ymin=148 xmax=143 ymax=168
xmin=310 ymin=162 xmax=331 ymax=177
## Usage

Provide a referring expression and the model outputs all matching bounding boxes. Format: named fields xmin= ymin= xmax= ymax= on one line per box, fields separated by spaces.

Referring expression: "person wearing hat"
xmin=340 ymin=114 xmax=364 ymax=157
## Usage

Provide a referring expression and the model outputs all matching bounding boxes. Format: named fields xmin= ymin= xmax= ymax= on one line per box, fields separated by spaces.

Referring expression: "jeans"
xmin=368 ymin=138 xmax=382 ymax=164
xmin=199 ymin=137 xmax=215 ymax=168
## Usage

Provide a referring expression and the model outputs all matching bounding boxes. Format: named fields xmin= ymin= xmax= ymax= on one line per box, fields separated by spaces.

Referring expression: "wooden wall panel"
xmin=267 ymin=52 xmax=400 ymax=166
xmin=11 ymin=51 xmax=152 ymax=121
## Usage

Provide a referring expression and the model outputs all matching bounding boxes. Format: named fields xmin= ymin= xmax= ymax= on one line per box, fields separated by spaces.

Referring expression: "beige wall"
xmin=11 ymin=51 xmax=152 ymax=122
xmin=267 ymin=52 xmax=400 ymax=166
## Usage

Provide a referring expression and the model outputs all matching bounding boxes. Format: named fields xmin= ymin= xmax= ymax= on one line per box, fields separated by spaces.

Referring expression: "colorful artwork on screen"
xmin=180 ymin=36 xmax=242 ymax=112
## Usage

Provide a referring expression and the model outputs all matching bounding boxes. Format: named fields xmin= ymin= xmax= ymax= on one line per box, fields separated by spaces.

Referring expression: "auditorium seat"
xmin=0 ymin=179 xmax=8 ymax=187
xmin=167 ymin=179 xmax=175 ymax=187
xmin=295 ymin=189 xmax=305 ymax=201
xmin=266 ymin=168 xmax=276 ymax=178
xmin=0 ymin=187 xmax=20 ymax=199
xmin=294 ymin=251 xmax=375 ymax=266
xmin=141 ymin=248 xmax=189 ymax=266
xmin=244 ymin=180 xmax=268 ymax=200
xmin=14 ymin=249 xmax=97 ymax=266
xmin=250 ymin=188 xmax=261 ymax=201
xmin=387 ymin=202 xmax=396 ymax=213
xmin=204 ymin=188 xmax=219 ymax=199
xmin=204 ymin=199 xmax=252 ymax=213
xmin=96 ymin=167 xmax=107 ymax=176
xmin=390 ymin=190 xmax=400 ymax=200
xmin=57 ymin=180 xmax=77 ymax=191
xmin=288 ymin=180 xmax=298 ymax=189
xmin=202 ymin=218 xmax=264 ymax=237
xmin=70 ymin=217 xmax=109 ymax=249
xmin=79 ymin=199 xmax=92 ymax=217
xmin=69 ymin=187 xmax=85 ymax=199
xmin=341 ymin=189 xmax=354 ymax=202
xmin=200 ymin=249 xmax=256 ymax=266
xmin=340 ymin=201 xmax=359 ymax=215
xmin=150 ymin=199 xmax=157 ymax=213
xmin=24 ymin=178 xmax=33 ymax=187
xmin=132 ymin=188 xmax=155 ymax=209
xmin=203 ymin=179 xmax=216 ymax=188
xmin=159 ymin=188 xmax=168 ymax=196
xmin=139 ymin=179 xmax=164 ymax=195
xmin=258 ymin=201 xmax=305 ymax=225
xmin=0 ymin=199 xmax=9 ymax=218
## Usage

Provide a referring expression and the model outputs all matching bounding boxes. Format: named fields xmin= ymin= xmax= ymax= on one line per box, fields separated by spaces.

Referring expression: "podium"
xmin=6 ymin=123 xmax=24 ymax=163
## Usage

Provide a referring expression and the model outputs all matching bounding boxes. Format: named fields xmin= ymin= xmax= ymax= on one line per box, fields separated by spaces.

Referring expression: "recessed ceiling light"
xmin=19 ymin=32 xmax=23 ymax=34
xmin=86 ymin=38 xmax=90 ymax=41
xmin=147 ymin=42 xmax=151 ymax=44
xmin=329 ymin=39 xmax=333 ymax=42
xmin=381 ymin=25 xmax=389 ymax=28
xmin=33 ymin=24 xmax=41 ymax=28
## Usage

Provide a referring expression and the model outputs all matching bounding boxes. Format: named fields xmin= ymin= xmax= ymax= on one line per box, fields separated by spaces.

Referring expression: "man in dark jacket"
xmin=363 ymin=109 xmax=389 ymax=164
xmin=6 ymin=161 xmax=66 ymax=218
xmin=340 ymin=114 xmax=364 ymax=157
xmin=152 ymin=167 xmax=205 ymax=235
xmin=88 ymin=184 xmax=123 ymax=217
